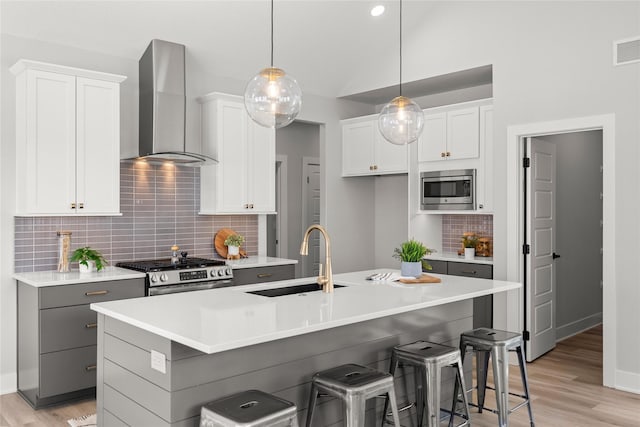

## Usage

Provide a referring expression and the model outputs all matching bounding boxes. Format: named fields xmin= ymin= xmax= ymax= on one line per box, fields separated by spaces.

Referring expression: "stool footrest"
xmin=482 ymin=385 xmax=530 ymax=400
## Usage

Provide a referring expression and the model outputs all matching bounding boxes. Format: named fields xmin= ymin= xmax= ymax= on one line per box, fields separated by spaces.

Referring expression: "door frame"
xmin=506 ymin=114 xmax=615 ymax=386
xmin=275 ymin=155 xmax=288 ymax=258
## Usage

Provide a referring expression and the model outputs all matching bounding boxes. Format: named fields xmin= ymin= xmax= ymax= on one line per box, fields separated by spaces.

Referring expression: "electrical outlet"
xmin=151 ymin=350 xmax=166 ymax=374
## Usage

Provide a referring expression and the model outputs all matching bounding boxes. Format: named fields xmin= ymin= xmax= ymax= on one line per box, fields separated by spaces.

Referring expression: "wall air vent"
xmin=613 ymin=36 xmax=640 ymax=66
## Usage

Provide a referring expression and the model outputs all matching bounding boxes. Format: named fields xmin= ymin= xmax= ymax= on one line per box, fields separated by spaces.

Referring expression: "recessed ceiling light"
xmin=371 ymin=5 xmax=385 ymax=17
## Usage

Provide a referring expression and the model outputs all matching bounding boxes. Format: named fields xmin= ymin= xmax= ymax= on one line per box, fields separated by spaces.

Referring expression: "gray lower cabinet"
xmin=426 ymin=259 xmax=493 ymax=328
xmin=17 ymin=278 xmax=145 ymax=408
xmin=233 ymin=264 xmax=295 ymax=286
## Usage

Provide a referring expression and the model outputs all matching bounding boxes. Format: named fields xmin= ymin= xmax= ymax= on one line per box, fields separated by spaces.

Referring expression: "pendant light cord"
xmin=399 ymin=0 xmax=403 ymax=97
xmin=270 ymin=0 xmax=274 ymax=67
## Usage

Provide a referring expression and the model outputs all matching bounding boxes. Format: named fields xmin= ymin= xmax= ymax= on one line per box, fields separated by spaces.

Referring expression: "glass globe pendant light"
xmin=378 ymin=0 xmax=424 ymax=145
xmin=244 ymin=0 xmax=302 ymax=129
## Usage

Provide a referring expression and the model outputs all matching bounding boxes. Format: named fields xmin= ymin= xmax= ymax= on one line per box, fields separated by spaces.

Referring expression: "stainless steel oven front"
xmin=420 ymin=169 xmax=476 ymax=210
xmin=146 ymin=267 xmax=234 ymax=296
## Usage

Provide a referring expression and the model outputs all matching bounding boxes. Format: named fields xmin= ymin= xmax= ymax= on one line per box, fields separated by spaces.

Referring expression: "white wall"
xmin=0 ymin=34 xmax=372 ymax=393
xmin=346 ymin=1 xmax=640 ymax=390
xmin=374 ymin=175 xmax=408 ymax=268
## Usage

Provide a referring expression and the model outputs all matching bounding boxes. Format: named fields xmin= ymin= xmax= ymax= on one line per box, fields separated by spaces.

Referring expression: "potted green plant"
xmin=224 ymin=234 xmax=245 ymax=257
xmin=462 ymin=234 xmax=479 ymax=260
xmin=70 ymin=246 xmax=108 ymax=273
xmin=393 ymin=239 xmax=433 ymax=278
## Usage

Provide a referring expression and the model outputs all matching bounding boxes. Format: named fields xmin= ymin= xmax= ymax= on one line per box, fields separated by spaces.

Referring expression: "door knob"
xmin=552 ymin=253 xmax=561 ymax=259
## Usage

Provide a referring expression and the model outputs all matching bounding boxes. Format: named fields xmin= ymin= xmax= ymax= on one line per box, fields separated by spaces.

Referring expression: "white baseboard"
xmin=615 ymin=369 xmax=640 ymax=394
xmin=556 ymin=313 xmax=602 ymax=342
xmin=0 ymin=371 xmax=17 ymax=395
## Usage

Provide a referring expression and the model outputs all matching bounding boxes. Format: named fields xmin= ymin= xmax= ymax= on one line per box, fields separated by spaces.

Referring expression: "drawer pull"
xmin=85 ymin=290 xmax=108 ymax=296
xmin=257 ymin=273 xmax=273 ymax=278
xmin=461 ymin=270 xmax=477 ymax=275
xmin=85 ymin=323 xmax=97 ymax=329
xmin=85 ymin=365 xmax=97 ymax=371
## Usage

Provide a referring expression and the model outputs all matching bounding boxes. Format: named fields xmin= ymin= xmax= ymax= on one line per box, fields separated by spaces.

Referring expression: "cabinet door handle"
xmin=85 ymin=323 xmax=97 ymax=329
xmin=85 ymin=290 xmax=108 ymax=296
xmin=257 ymin=273 xmax=273 ymax=278
xmin=440 ymin=152 xmax=446 ymax=158
xmin=461 ymin=270 xmax=477 ymax=275
xmin=249 ymin=204 xmax=254 ymax=209
xmin=78 ymin=203 xmax=84 ymax=209
xmin=71 ymin=203 xmax=76 ymax=209
xmin=369 ymin=165 xmax=374 ymax=170
xmin=446 ymin=151 xmax=451 ymax=157
xmin=85 ymin=365 xmax=97 ymax=371
xmin=373 ymin=165 xmax=378 ymax=170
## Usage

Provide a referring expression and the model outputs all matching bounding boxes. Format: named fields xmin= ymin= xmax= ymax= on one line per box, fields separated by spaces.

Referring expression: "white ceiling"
xmin=1 ymin=0 xmax=438 ymax=99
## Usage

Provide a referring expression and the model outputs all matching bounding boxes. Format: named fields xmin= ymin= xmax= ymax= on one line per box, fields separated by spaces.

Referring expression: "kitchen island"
xmin=91 ymin=270 xmax=520 ymax=426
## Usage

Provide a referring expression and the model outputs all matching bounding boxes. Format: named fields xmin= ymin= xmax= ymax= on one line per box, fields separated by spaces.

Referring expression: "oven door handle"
xmin=148 ymin=279 xmax=234 ymax=296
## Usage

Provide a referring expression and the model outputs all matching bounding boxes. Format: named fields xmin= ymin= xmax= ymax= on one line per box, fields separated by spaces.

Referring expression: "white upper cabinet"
xmin=341 ymin=115 xmax=408 ymax=176
xmin=198 ymin=92 xmax=275 ymax=214
xmin=11 ymin=60 xmax=125 ymax=216
xmin=418 ymin=106 xmax=479 ymax=162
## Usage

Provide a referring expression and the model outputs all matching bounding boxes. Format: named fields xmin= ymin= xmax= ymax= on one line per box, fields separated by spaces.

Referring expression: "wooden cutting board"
xmin=397 ymin=274 xmax=442 ymax=284
xmin=214 ymin=228 xmax=247 ymax=259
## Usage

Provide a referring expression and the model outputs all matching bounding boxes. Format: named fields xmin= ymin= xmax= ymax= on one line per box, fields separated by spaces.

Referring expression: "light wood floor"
xmin=1 ymin=326 xmax=638 ymax=426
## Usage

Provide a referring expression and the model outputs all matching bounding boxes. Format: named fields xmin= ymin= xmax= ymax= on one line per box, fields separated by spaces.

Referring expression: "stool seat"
xmin=200 ymin=389 xmax=298 ymax=427
xmin=311 ymin=363 xmax=393 ymax=393
xmin=460 ymin=328 xmax=522 ymax=349
xmin=306 ymin=363 xmax=401 ymax=426
xmin=393 ymin=341 xmax=464 ymax=367
xmin=383 ymin=341 xmax=470 ymax=427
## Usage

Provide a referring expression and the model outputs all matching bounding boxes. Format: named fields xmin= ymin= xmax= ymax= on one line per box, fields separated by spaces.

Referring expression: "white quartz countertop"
xmin=91 ymin=269 xmax=520 ymax=354
xmin=425 ymin=252 xmax=493 ymax=265
xmin=226 ymin=256 xmax=298 ymax=269
xmin=13 ymin=266 xmax=146 ymax=287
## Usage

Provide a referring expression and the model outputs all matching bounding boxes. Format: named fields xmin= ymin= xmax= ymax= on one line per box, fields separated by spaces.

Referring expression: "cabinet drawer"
xmin=233 ymin=265 xmax=295 ymax=286
xmin=40 ymin=346 xmax=96 ymax=398
xmin=40 ymin=305 xmax=97 ymax=353
xmin=447 ymin=262 xmax=493 ymax=279
xmin=425 ymin=259 xmax=448 ymax=274
xmin=39 ymin=278 xmax=145 ymax=309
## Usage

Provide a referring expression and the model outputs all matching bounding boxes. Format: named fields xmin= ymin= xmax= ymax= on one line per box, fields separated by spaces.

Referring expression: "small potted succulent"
xmin=224 ymin=234 xmax=245 ymax=257
xmin=70 ymin=246 xmax=108 ymax=273
xmin=393 ymin=239 xmax=433 ymax=278
xmin=462 ymin=234 xmax=479 ymax=260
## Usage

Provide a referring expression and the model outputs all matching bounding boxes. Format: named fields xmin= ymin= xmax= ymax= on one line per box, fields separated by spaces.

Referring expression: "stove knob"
xmin=226 ymin=267 xmax=232 ymax=276
xmin=150 ymin=274 xmax=158 ymax=283
xmin=217 ymin=269 xmax=226 ymax=277
xmin=210 ymin=269 xmax=217 ymax=278
xmin=159 ymin=273 xmax=168 ymax=282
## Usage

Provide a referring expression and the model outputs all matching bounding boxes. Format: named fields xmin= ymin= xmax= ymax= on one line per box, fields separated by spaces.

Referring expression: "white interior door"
xmin=526 ymin=137 xmax=557 ymax=361
xmin=302 ymin=158 xmax=321 ymax=277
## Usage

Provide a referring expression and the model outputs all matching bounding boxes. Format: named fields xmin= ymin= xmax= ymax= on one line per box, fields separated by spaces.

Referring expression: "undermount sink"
xmin=247 ymin=283 xmax=346 ymax=298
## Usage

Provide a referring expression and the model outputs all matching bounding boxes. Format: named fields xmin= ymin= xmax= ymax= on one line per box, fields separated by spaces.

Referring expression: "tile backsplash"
xmin=14 ymin=162 xmax=258 ymax=272
xmin=441 ymin=214 xmax=493 ymax=253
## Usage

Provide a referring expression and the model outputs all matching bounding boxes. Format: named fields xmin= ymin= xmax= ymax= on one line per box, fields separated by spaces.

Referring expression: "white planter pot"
xmin=464 ymin=248 xmax=475 ymax=260
xmin=228 ymin=245 xmax=240 ymax=256
xmin=79 ymin=260 xmax=96 ymax=273
xmin=400 ymin=261 xmax=422 ymax=278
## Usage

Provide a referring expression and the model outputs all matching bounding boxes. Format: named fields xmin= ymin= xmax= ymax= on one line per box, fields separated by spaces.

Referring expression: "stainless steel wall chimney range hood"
xmin=137 ymin=39 xmax=216 ymax=164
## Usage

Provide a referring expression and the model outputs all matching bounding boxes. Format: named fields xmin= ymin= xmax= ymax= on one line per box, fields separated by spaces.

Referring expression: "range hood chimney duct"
xmin=137 ymin=39 xmax=216 ymax=164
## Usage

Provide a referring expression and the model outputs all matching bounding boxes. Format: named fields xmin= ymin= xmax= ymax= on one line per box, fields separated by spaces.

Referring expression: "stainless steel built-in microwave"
xmin=420 ymin=169 xmax=476 ymax=210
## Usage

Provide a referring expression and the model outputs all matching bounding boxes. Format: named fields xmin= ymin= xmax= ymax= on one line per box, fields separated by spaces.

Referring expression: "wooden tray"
xmin=214 ymin=228 xmax=247 ymax=259
xmin=397 ymin=274 xmax=442 ymax=284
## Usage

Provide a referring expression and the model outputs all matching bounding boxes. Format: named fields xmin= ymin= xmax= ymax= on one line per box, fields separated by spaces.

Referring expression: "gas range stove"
xmin=116 ymin=255 xmax=234 ymax=296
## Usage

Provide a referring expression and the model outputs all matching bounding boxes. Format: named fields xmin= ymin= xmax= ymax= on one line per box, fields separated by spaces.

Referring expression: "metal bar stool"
xmin=453 ymin=328 xmax=535 ymax=427
xmin=200 ymin=389 xmax=298 ymax=427
xmin=382 ymin=341 xmax=471 ymax=427
xmin=306 ymin=363 xmax=401 ymax=426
